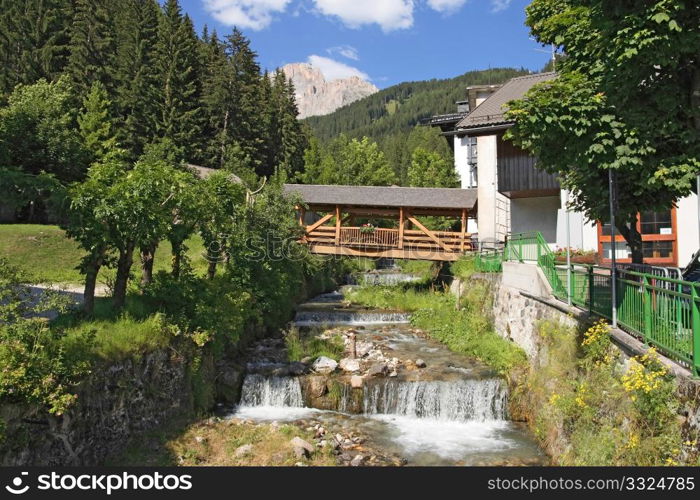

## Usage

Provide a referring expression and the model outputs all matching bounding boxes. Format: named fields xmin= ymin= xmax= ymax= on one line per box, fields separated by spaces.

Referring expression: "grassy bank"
xmin=0 ymin=224 xmax=208 ymax=283
xmin=511 ymin=319 xmax=697 ymax=466
xmin=346 ymin=282 xmax=526 ymax=374
xmin=109 ymin=416 xmax=335 ymax=466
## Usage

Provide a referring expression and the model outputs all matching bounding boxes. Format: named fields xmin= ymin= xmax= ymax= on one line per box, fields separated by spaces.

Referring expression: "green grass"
xmin=394 ymin=259 xmax=436 ymax=279
xmin=450 ymin=255 xmax=477 ymax=280
xmin=0 ymin=224 xmax=208 ymax=283
xmin=285 ymin=327 xmax=345 ymax=362
xmin=59 ymin=310 xmax=175 ymax=361
xmin=347 ymin=283 xmax=527 ymax=373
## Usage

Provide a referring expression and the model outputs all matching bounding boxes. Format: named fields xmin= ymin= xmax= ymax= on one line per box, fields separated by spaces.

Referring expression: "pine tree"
xmin=223 ymin=28 xmax=263 ymax=173
xmin=112 ymin=0 xmax=160 ymax=160
xmin=153 ymin=0 xmax=201 ymax=161
xmin=78 ymin=81 xmax=118 ymax=164
xmin=66 ymin=0 xmax=116 ymax=97
xmin=0 ymin=0 xmax=72 ymax=98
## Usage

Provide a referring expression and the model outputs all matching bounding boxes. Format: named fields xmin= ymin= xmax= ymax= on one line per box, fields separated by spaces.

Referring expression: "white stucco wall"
xmin=476 ymin=134 xmax=501 ymax=242
xmin=677 ymin=193 xmax=699 ymax=267
xmin=511 ymin=196 xmax=560 ymax=244
xmin=454 ymin=136 xmax=472 ymax=189
xmin=556 ymin=190 xmax=598 ymax=252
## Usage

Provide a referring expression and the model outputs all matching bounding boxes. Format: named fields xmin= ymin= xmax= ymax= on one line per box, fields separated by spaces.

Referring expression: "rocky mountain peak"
xmin=280 ymin=62 xmax=378 ymax=119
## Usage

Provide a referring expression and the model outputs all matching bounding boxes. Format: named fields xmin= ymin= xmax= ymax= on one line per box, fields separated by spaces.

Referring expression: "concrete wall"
xmin=511 ymin=196 xmax=559 ymax=244
xmin=476 ymin=134 xmax=508 ymax=243
xmin=677 ymin=193 xmax=699 ymax=267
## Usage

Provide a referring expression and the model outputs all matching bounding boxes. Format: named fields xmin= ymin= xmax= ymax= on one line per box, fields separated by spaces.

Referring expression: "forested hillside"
xmin=302 ymin=67 xmax=530 ymax=185
xmin=304 ymin=67 xmax=530 ymax=142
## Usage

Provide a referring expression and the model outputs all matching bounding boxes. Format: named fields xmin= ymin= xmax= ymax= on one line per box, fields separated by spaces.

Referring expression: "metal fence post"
xmin=642 ymin=274 xmax=651 ymax=346
xmin=692 ymin=285 xmax=700 ymax=377
xmin=587 ymin=266 xmax=593 ymax=314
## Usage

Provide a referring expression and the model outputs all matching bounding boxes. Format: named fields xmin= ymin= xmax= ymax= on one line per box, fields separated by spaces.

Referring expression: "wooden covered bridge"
xmin=283 ymin=184 xmax=477 ymax=261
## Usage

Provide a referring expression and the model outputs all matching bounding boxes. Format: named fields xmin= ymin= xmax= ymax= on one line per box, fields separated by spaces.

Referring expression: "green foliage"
xmin=507 ymin=0 xmax=700 ymax=260
xmin=67 ymin=0 xmax=115 ymax=97
xmin=407 ymin=148 xmax=459 ymax=188
xmin=450 ymin=255 xmax=476 ymax=280
xmin=0 ymin=78 xmax=87 ymax=183
xmin=300 ymin=135 xmax=397 ymax=186
xmin=515 ymin=319 xmax=689 ymax=466
xmin=285 ymin=327 xmax=345 ymax=362
xmin=0 ymin=258 xmax=90 ymax=415
xmin=78 ymin=81 xmax=119 ymax=164
xmin=153 ymin=0 xmax=202 ymax=161
xmin=347 ymin=283 xmax=527 ymax=373
xmin=0 ymin=0 xmax=70 ymax=98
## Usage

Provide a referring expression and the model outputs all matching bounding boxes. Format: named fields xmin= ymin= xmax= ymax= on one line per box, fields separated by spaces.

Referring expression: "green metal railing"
xmin=503 ymin=232 xmax=700 ymax=376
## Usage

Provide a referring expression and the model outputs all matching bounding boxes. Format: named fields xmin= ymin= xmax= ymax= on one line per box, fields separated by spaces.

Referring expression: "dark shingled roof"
xmin=283 ymin=184 xmax=477 ymax=210
xmin=456 ymin=72 xmax=557 ymax=130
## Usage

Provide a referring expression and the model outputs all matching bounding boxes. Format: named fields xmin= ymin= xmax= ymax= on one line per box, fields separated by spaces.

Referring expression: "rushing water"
xmin=232 ymin=287 xmax=544 ymax=466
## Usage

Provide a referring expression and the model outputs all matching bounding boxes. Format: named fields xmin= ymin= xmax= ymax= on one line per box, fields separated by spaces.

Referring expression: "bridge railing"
xmin=304 ymin=225 xmax=475 ymax=255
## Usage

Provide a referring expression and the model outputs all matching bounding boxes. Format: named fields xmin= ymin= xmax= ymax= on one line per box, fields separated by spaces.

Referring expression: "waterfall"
xmin=359 ymin=273 xmax=421 ymax=286
xmin=239 ymin=374 xmax=303 ymax=408
xmin=363 ymin=378 xmax=508 ymax=421
xmin=293 ymin=310 xmax=410 ymax=327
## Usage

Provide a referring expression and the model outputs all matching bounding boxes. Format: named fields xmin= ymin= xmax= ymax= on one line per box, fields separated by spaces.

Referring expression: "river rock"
xmin=350 ymin=454 xmax=365 ymax=467
xmin=290 ymin=437 xmax=315 ymax=458
xmin=367 ymin=363 xmax=388 ymax=377
xmin=234 ymin=444 xmax=253 ymax=458
xmin=415 ymin=359 xmax=427 ymax=368
xmin=312 ymin=356 xmax=338 ymax=374
xmin=339 ymin=358 xmax=361 ymax=372
xmin=350 ymin=375 xmax=364 ymax=388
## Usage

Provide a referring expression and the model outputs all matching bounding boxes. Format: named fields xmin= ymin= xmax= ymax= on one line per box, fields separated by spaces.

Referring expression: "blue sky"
xmin=183 ymin=0 xmax=551 ymax=89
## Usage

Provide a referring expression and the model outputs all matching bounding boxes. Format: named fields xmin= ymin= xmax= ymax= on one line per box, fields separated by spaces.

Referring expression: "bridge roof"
xmin=283 ymin=184 xmax=477 ymax=210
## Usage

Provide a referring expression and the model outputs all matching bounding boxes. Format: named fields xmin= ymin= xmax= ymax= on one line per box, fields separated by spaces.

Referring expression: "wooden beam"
xmin=408 ymin=216 xmax=451 ymax=253
xmin=307 ymin=244 xmax=461 ymax=261
xmin=298 ymin=206 xmax=306 ymax=226
xmin=304 ymin=213 xmax=334 ymax=234
xmin=398 ymin=207 xmax=405 ymax=250
xmin=334 ymin=205 xmax=342 ymax=245
xmin=460 ymin=208 xmax=467 ymax=252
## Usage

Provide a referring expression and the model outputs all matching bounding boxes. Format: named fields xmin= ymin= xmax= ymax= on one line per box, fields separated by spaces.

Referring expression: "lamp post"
xmin=609 ymin=168 xmax=618 ymax=328
xmin=566 ymin=191 xmax=572 ymax=306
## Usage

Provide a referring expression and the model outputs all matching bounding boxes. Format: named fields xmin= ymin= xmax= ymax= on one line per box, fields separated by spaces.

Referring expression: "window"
xmin=640 ymin=211 xmax=673 ymax=235
xmin=598 ymin=209 xmax=677 ymax=265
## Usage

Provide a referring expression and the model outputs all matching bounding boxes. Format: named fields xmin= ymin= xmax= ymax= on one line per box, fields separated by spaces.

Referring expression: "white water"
xmin=359 ymin=273 xmax=422 ymax=286
xmin=293 ymin=310 xmax=410 ymax=327
xmin=239 ymin=374 xmax=304 ymax=407
xmin=363 ymin=379 xmax=508 ymax=421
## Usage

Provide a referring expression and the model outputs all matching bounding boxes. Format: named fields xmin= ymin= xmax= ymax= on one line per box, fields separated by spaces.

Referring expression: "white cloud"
xmin=490 ymin=0 xmax=512 ymax=12
xmin=202 ymin=0 xmax=292 ymax=30
xmin=313 ymin=0 xmax=414 ymax=32
xmin=426 ymin=0 xmax=468 ymax=14
xmin=326 ymin=45 xmax=360 ymax=61
xmin=307 ymin=55 xmax=370 ymax=81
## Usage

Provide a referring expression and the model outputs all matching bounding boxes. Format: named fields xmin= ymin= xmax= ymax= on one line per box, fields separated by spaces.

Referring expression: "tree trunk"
xmin=83 ymin=250 xmax=104 ymax=315
xmin=616 ymin=215 xmax=643 ymax=264
xmin=207 ymin=259 xmax=217 ymax=280
xmin=139 ymin=241 xmax=158 ymax=287
xmin=113 ymin=241 xmax=135 ymax=310
xmin=171 ymin=239 xmax=183 ymax=278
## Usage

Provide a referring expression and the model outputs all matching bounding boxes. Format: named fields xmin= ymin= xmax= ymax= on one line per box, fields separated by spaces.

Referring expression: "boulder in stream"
xmin=339 ymin=358 xmax=360 ymax=372
xmin=312 ymin=356 xmax=338 ymax=374
xmin=367 ymin=363 xmax=388 ymax=377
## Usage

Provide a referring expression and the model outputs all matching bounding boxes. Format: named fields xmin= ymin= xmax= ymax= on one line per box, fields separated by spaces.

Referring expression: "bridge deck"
xmin=284 ymin=184 xmax=477 ymax=262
